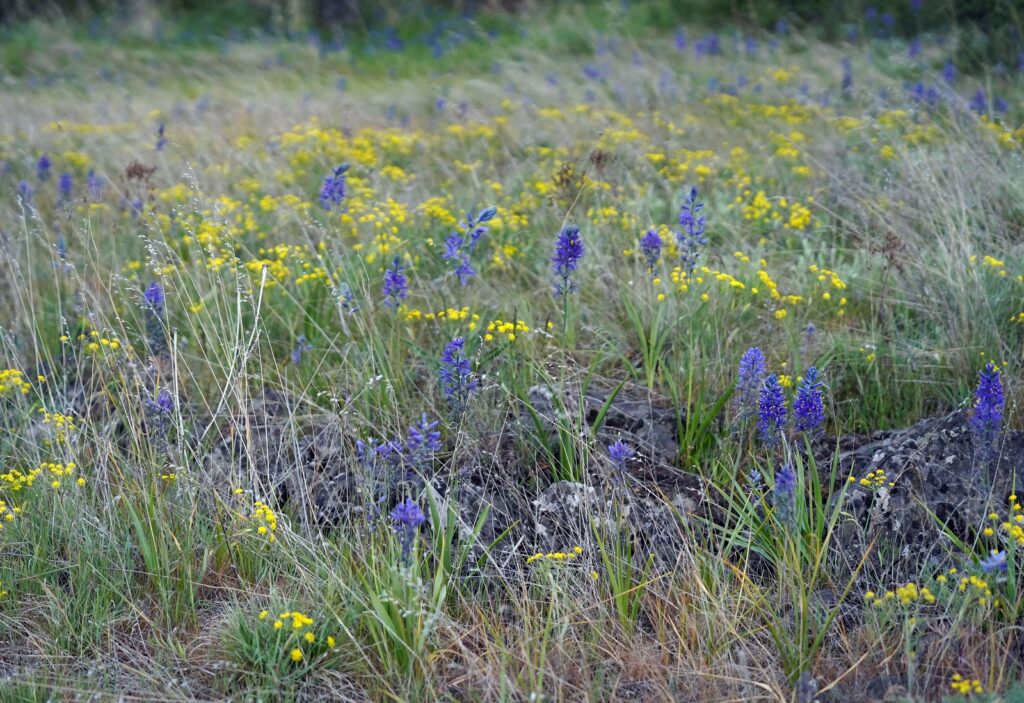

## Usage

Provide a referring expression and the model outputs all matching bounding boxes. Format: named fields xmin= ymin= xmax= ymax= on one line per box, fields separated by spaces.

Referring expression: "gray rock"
xmin=826 ymin=410 xmax=1024 ymax=579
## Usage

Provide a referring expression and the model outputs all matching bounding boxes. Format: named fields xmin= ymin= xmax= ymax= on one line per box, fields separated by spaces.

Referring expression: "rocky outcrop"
xmin=827 ymin=410 xmax=1024 ymax=579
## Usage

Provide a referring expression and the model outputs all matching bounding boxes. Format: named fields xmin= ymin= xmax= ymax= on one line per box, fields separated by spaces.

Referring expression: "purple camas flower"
xmin=463 ymin=206 xmax=496 ymax=251
xmin=37 ymin=154 xmax=51 ymax=181
xmin=443 ymin=233 xmax=475 ymax=285
xmin=793 ymin=367 xmax=826 ymax=433
xmin=439 ymin=337 xmax=477 ymax=416
xmin=969 ymin=89 xmax=988 ymax=115
xmin=319 ymin=163 xmax=349 ymax=210
xmin=757 ymin=374 xmax=787 ymax=446
xmin=674 ymin=28 xmax=687 ymax=51
xmin=58 ymin=173 xmax=73 ymax=201
xmin=676 ymin=187 xmax=707 ymax=276
xmin=390 ymin=497 xmax=426 ymax=564
xmin=155 ymin=388 xmax=173 ymax=413
xmin=639 ymin=229 xmax=662 ymax=270
xmin=17 ymin=180 xmax=33 ymax=204
xmin=942 ymin=59 xmax=956 ymax=84
xmin=443 ymin=206 xmax=496 ymax=286
xmin=551 ymin=224 xmax=584 ymax=297
xmin=381 ymin=256 xmax=408 ymax=310
xmin=144 ymin=281 xmax=165 ymax=310
xmin=607 ymin=440 xmax=634 ymax=477
xmin=773 ymin=463 xmax=798 ymax=528
xmin=86 ymin=170 xmax=104 ymax=199
xmin=407 ymin=412 xmax=441 ymax=458
xmin=981 ymin=550 xmax=1007 ymax=574
xmin=143 ymin=282 xmax=166 ymax=354
xmin=970 ymin=362 xmax=1004 ymax=446
xmin=291 ymin=335 xmax=312 ymax=365
xmin=156 ymin=123 xmax=167 ymax=151
xmin=735 ymin=347 xmax=767 ymax=422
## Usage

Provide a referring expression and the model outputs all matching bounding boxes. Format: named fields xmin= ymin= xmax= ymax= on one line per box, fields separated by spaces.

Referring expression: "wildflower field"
xmin=1 ymin=1 xmax=1024 ymax=700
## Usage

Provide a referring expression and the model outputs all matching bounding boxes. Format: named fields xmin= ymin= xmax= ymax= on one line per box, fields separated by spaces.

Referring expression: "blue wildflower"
xmin=58 ymin=173 xmax=73 ymax=201
xmin=971 ymin=362 xmax=1004 ymax=447
xmin=319 ymin=163 xmax=349 ymax=210
xmin=156 ymin=123 xmax=167 ymax=151
xmin=639 ymin=229 xmax=662 ymax=270
xmin=773 ymin=463 xmax=798 ymax=528
xmin=608 ymin=440 xmax=635 ymax=477
xmin=969 ymin=89 xmax=987 ymax=115
xmin=676 ymin=187 xmax=707 ymax=276
xmin=462 ymin=206 xmax=496 ymax=251
xmin=143 ymin=282 xmax=166 ymax=354
xmin=17 ymin=180 xmax=33 ymax=204
xmin=443 ymin=233 xmax=475 ymax=285
xmin=793 ymin=367 xmax=826 ymax=434
xmin=439 ymin=337 xmax=478 ymax=416
xmin=981 ymin=550 xmax=1008 ymax=574
xmin=551 ymin=224 xmax=584 ymax=297
xmin=735 ymin=347 xmax=767 ymax=422
xmin=442 ymin=206 xmax=495 ymax=286
xmin=390 ymin=497 xmax=426 ymax=565
xmin=86 ymin=170 xmax=104 ymax=199
xmin=144 ymin=281 xmax=165 ymax=310
xmin=155 ymin=388 xmax=173 ymax=413
xmin=407 ymin=413 xmax=441 ymax=458
xmin=381 ymin=256 xmax=408 ymax=310
xmin=291 ymin=335 xmax=312 ymax=365
xmin=942 ymin=58 xmax=956 ymax=84
xmin=336 ymin=282 xmax=359 ymax=314
xmin=37 ymin=154 xmax=51 ymax=181
xmin=757 ymin=374 xmax=788 ymax=446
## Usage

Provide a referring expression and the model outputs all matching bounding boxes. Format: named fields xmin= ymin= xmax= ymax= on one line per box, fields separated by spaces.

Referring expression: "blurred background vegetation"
xmin=1 ymin=0 xmax=1020 ymax=75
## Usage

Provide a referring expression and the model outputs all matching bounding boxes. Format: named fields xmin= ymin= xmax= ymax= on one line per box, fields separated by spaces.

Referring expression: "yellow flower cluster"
xmin=981 ymin=495 xmax=1024 ymax=547
xmin=260 ymin=609 xmax=337 ymax=664
xmin=405 ymin=306 xmax=475 ymax=323
xmin=39 ymin=409 xmax=77 ymax=444
xmin=70 ymin=328 xmax=124 ymax=355
xmin=735 ymin=191 xmax=816 ymax=231
xmin=950 ymin=673 xmax=984 ymax=696
xmin=39 ymin=461 xmax=78 ymax=489
xmin=847 ymin=468 xmax=892 ymax=490
xmin=483 ymin=319 xmax=529 ymax=342
xmin=0 ymin=499 xmax=20 ymax=529
xmin=252 ymin=501 xmax=278 ymax=542
xmin=864 ymin=582 xmax=936 ymax=607
xmin=0 ymin=369 xmax=31 ymax=396
xmin=969 ymin=254 xmax=1008 ymax=277
xmin=957 ymin=574 xmax=994 ymax=607
xmin=526 ymin=545 xmax=584 ymax=565
xmin=2 ymin=461 xmax=82 ymax=491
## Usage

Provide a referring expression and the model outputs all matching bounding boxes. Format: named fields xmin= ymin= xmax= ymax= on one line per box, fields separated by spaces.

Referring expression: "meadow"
xmin=1 ymin=2 xmax=1023 ymax=700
